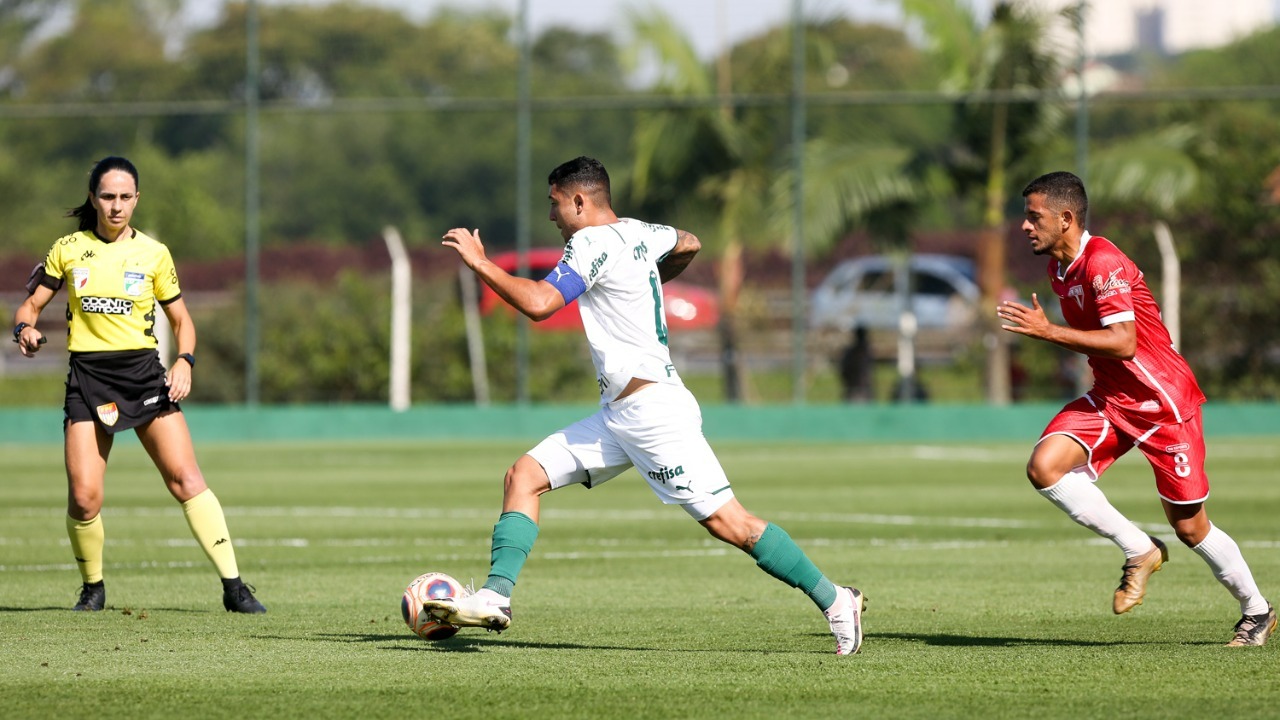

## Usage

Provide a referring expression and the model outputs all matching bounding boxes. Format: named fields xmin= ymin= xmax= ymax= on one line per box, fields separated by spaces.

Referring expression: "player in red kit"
xmin=997 ymin=171 xmax=1274 ymax=646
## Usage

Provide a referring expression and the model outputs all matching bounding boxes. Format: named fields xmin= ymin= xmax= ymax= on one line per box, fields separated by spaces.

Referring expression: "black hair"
xmin=547 ymin=156 xmax=611 ymax=206
xmin=67 ymin=156 xmax=140 ymax=232
xmin=1022 ymin=171 xmax=1088 ymax=226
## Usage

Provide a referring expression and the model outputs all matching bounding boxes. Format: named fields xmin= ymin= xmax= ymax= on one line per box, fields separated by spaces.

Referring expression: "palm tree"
xmin=904 ymin=0 xmax=1066 ymax=404
xmin=624 ymin=7 xmax=920 ymax=402
xmin=1079 ymin=124 xmax=1201 ymax=349
xmin=624 ymin=9 xmax=758 ymax=402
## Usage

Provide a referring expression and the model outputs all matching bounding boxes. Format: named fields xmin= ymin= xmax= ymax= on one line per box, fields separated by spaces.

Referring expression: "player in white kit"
xmin=432 ymin=156 xmax=865 ymax=655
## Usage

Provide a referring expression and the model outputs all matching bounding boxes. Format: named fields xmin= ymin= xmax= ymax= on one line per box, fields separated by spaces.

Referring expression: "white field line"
xmin=1 ymin=505 xmax=1044 ymax=528
xmin=5 ymin=536 xmax=1277 ymax=575
xmin=770 ymin=511 xmax=1036 ymax=529
xmin=0 ymin=538 xmax=1074 ymax=574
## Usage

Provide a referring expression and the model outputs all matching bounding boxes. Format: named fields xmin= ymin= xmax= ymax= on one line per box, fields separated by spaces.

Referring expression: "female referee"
xmin=12 ymin=156 xmax=265 ymax=614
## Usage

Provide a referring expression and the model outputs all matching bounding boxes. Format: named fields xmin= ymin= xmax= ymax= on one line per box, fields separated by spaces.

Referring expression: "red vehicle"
xmin=479 ymin=248 xmax=719 ymax=332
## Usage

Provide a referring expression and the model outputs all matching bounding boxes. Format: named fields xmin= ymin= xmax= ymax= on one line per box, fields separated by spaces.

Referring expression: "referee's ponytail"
xmin=67 ymin=156 xmax=140 ymax=232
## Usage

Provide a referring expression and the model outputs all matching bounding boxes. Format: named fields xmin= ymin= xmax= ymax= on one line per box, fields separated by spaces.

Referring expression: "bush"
xmin=189 ymin=270 xmax=596 ymax=404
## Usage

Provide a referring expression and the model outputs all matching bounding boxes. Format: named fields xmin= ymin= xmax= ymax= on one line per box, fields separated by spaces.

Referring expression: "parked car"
xmin=809 ymin=254 xmax=980 ymax=332
xmin=479 ymin=248 xmax=720 ymax=332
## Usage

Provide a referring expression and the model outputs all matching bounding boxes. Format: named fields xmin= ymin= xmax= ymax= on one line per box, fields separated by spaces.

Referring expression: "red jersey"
xmin=1048 ymin=233 xmax=1205 ymax=425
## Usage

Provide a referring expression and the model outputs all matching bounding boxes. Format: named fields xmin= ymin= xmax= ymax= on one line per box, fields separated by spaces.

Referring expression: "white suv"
xmin=809 ymin=254 xmax=980 ymax=332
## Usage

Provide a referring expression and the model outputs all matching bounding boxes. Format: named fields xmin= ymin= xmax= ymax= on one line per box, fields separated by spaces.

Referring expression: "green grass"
xmin=2 ymin=437 xmax=1278 ymax=719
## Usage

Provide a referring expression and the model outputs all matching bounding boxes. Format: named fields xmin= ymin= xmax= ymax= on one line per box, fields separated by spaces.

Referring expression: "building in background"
xmin=1035 ymin=0 xmax=1275 ymax=56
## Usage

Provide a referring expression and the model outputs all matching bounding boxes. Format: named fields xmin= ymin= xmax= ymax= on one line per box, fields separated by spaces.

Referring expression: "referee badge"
xmin=96 ymin=402 xmax=119 ymax=427
xmin=123 ymin=271 xmax=145 ymax=297
xmin=72 ymin=267 xmax=91 ymax=290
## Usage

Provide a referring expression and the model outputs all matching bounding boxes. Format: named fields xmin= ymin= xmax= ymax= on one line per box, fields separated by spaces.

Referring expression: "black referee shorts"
xmin=65 ymin=350 xmax=179 ymax=434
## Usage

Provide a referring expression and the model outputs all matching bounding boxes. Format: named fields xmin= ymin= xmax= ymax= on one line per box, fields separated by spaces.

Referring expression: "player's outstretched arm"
xmin=442 ymin=227 xmax=565 ymax=321
xmin=997 ymin=293 xmax=1136 ymax=359
xmin=657 ymin=230 xmax=700 ymax=283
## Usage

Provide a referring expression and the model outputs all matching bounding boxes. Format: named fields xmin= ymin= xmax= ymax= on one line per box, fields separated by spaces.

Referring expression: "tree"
xmin=1142 ymin=30 xmax=1280 ymax=396
xmin=0 ymin=0 xmax=59 ymax=73
xmin=177 ymin=5 xmax=634 ymax=248
xmin=1066 ymin=26 xmax=1280 ymax=398
xmin=904 ymin=0 xmax=1066 ymax=404
xmin=625 ymin=9 xmax=924 ymax=402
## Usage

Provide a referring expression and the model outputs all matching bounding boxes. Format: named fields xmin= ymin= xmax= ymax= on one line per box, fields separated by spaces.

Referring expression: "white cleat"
xmin=423 ymin=588 xmax=512 ymax=632
xmin=825 ymin=586 xmax=865 ymax=656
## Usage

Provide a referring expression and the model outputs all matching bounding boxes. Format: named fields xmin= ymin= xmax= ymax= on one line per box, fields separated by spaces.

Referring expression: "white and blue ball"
xmin=401 ymin=571 xmax=467 ymax=640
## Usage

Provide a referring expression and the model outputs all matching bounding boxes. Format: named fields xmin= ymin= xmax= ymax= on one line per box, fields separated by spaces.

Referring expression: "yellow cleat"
xmin=1226 ymin=604 xmax=1276 ymax=647
xmin=1113 ymin=536 xmax=1168 ymax=614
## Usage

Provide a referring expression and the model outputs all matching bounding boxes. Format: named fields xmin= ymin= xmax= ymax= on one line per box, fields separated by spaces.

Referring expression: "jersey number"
xmin=648 ymin=272 xmax=668 ymax=346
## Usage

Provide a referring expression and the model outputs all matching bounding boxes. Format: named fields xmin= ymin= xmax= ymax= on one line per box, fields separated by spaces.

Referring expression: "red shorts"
xmin=1039 ymin=395 xmax=1209 ymax=504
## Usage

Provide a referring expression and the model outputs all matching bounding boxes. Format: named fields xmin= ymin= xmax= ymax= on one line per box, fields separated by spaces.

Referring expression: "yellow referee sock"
xmin=181 ymin=489 xmax=240 ymax=579
xmin=66 ymin=514 xmax=105 ymax=583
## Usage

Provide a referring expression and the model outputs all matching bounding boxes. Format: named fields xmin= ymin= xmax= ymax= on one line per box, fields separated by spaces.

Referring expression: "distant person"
xmin=838 ymin=325 xmax=873 ymax=402
xmin=1009 ymin=344 xmax=1028 ymax=401
xmin=12 ymin=156 xmax=265 ymax=614
xmin=891 ymin=375 xmax=928 ymax=403
xmin=998 ymin=171 xmax=1272 ymax=646
xmin=432 ymin=156 xmax=865 ymax=654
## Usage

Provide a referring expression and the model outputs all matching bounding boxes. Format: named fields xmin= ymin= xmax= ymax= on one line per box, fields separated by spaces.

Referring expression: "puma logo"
xmin=213 ymin=538 xmax=228 ymax=547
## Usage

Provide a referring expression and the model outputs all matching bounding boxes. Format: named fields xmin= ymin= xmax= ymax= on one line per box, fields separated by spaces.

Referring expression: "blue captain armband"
xmin=543 ymin=262 xmax=587 ymax=303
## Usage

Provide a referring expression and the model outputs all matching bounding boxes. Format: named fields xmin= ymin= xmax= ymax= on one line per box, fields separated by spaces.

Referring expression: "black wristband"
xmin=177 ymin=353 xmax=196 ymax=368
xmin=12 ymin=322 xmax=28 ymax=342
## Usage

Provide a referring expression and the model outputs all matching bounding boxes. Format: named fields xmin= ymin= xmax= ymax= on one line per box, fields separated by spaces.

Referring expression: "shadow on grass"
xmin=280 ymin=632 xmax=647 ymax=653
xmin=0 ymin=605 xmax=211 ymax=614
xmin=267 ymin=632 xmax=789 ymax=653
xmin=871 ymin=631 xmax=1218 ymax=647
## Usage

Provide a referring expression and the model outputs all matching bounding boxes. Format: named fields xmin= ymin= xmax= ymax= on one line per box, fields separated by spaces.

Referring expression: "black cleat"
xmin=74 ymin=581 xmax=106 ymax=611
xmin=222 ymin=579 xmax=267 ymax=614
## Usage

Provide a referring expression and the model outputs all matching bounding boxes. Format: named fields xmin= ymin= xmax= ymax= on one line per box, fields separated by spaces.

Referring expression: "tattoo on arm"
xmin=657 ymin=230 xmax=699 ymax=283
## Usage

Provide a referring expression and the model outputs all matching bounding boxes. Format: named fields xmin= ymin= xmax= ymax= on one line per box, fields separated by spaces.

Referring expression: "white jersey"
xmin=553 ymin=218 xmax=684 ymax=403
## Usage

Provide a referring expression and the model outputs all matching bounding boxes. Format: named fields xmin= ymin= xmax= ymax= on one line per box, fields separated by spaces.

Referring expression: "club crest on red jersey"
xmin=1068 ymin=285 xmax=1085 ymax=309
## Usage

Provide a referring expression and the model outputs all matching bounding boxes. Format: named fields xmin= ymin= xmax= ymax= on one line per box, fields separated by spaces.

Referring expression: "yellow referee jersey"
xmin=42 ymin=230 xmax=182 ymax=352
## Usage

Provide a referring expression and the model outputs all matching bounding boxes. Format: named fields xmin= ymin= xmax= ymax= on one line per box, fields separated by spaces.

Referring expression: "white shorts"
xmin=526 ymin=383 xmax=735 ymax=520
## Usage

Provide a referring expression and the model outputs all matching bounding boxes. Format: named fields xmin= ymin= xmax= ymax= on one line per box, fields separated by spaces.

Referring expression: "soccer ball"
xmin=401 ymin=571 xmax=467 ymax=641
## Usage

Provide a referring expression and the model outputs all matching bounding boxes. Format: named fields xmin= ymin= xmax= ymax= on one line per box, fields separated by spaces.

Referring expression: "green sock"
xmin=481 ymin=511 xmax=539 ymax=598
xmin=750 ymin=523 xmax=838 ymax=611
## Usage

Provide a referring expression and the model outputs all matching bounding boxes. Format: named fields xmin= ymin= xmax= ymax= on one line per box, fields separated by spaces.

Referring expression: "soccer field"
xmin=2 ymin=438 xmax=1277 ymax=719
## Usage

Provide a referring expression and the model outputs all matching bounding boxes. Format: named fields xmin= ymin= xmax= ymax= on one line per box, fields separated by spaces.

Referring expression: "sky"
xmin=185 ymin=0 xmax=1276 ymax=58
xmin=186 ymin=1 xmax=907 ymax=59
